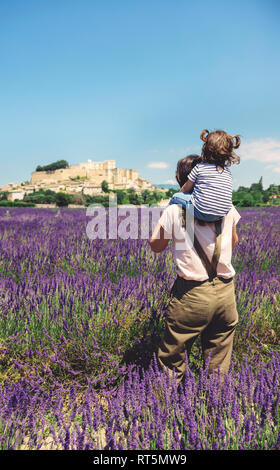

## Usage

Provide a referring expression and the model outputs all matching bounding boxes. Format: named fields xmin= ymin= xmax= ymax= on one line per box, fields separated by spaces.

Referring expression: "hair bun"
xmin=200 ymin=129 xmax=209 ymax=142
xmin=232 ymin=135 xmax=241 ymax=149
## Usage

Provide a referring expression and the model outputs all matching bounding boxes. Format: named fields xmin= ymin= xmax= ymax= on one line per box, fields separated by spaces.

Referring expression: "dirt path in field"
xmin=19 ymin=390 xmax=110 ymax=450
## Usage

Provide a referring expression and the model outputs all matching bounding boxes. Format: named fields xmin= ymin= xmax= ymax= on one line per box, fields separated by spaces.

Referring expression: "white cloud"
xmin=147 ymin=162 xmax=169 ymax=169
xmin=240 ymin=138 xmax=280 ymax=163
xmin=273 ymin=167 xmax=280 ymax=174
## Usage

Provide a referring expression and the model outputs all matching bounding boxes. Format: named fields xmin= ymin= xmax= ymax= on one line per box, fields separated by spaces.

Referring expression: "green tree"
xmin=36 ymin=160 xmax=69 ymax=172
xmin=242 ymin=193 xmax=254 ymax=207
xmin=55 ymin=192 xmax=72 ymax=207
xmin=114 ymin=190 xmax=130 ymax=205
xmin=128 ymin=192 xmax=143 ymax=205
xmin=250 ymin=177 xmax=263 ymax=193
xmin=262 ymin=190 xmax=270 ymax=204
xmin=0 ymin=200 xmax=35 ymax=207
xmin=84 ymin=194 xmax=110 ymax=207
xmin=232 ymin=177 xmax=280 ymax=207
xmin=0 ymin=192 xmax=8 ymax=201
xmin=24 ymin=189 xmax=57 ymax=204
xmin=166 ymin=188 xmax=178 ymax=198
xmin=101 ymin=180 xmax=109 ymax=193
xmin=250 ymin=190 xmax=263 ymax=205
xmin=236 ymin=186 xmax=248 ymax=192
xmin=141 ymin=190 xmax=151 ymax=204
xmin=152 ymin=190 xmax=164 ymax=202
xmin=232 ymin=191 xmax=250 ymax=207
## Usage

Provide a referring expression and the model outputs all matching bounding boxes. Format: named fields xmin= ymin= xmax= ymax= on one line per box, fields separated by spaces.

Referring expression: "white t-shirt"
xmin=158 ymin=204 xmax=241 ymax=281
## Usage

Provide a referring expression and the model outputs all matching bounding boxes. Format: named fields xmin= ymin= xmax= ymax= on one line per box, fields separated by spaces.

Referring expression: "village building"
xmin=7 ymin=190 xmax=25 ymax=202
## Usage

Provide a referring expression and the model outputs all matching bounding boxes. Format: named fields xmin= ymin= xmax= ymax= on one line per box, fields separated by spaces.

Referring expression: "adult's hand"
xmin=232 ymin=225 xmax=238 ymax=251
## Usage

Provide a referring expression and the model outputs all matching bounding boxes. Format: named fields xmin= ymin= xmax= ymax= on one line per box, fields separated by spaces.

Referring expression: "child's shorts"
xmin=169 ymin=192 xmax=223 ymax=222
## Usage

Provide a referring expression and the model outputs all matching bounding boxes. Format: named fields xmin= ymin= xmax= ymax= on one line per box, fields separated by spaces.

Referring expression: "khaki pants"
xmin=157 ymin=275 xmax=239 ymax=384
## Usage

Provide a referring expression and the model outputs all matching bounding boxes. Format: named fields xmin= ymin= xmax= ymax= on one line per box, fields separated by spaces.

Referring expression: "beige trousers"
xmin=157 ymin=275 xmax=239 ymax=384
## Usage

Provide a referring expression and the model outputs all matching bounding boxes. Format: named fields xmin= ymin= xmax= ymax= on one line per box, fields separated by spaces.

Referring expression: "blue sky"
xmin=0 ymin=0 xmax=280 ymax=189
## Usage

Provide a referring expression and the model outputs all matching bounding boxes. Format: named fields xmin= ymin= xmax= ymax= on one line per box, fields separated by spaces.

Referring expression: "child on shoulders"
xmin=170 ymin=129 xmax=241 ymax=222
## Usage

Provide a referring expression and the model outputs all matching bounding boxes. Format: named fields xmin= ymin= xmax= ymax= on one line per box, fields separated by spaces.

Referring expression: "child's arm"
xmin=180 ymin=179 xmax=195 ymax=193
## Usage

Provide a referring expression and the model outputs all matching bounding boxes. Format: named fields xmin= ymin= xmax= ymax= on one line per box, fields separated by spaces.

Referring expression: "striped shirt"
xmin=188 ymin=162 xmax=233 ymax=217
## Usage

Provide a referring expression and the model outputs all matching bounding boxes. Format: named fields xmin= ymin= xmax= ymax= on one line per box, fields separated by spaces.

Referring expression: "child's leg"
xmin=170 ymin=193 xmax=224 ymax=224
xmin=169 ymin=193 xmax=194 ymax=228
xmin=193 ymin=207 xmax=223 ymax=222
xmin=170 ymin=193 xmax=222 ymax=222
xmin=169 ymin=192 xmax=192 ymax=208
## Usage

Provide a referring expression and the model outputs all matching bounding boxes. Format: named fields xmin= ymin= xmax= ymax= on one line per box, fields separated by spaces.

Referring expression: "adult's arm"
xmin=149 ymin=222 xmax=170 ymax=253
xmin=232 ymin=225 xmax=238 ymax=251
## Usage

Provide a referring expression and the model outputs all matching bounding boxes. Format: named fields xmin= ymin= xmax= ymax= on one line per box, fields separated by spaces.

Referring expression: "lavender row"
xmin=0 ymin=207 xmax=279 ymax=449
xmin=0 ymin=352 xmax=279 ymax=450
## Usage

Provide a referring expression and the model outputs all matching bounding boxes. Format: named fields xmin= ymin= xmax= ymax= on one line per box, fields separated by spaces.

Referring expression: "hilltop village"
xmin=1 ymin=160 xmax=279 ymax=208
xmin=0 ymin=159 xmax=159 ymax=202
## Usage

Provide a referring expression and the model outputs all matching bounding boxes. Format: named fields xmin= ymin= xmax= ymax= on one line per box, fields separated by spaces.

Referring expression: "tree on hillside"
xmin=141 ymin=190 xmax=151 ymax=204
xmin=84 ymin=194 xmax=110 ymax=207
xmin=128 ymin=191 xmax=143 ymax=205
xmin=24 ymin=189 xmax=57 ymax=204
xmin=36 ymin=160 xmax=69 ymax=172
xmin=55 ymin=192 xmax=72 ymax=207
xmin=0 ymin=192 xmax=8 ymax=201
xmin=114 ymin=190 xmax=130 ymax=205
xmin=101 ymin=180 xmax=109 ymax=193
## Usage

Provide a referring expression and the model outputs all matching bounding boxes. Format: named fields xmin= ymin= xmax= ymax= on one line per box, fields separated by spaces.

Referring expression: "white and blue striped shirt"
xmin=188 ymin=162 xmax=233 ymax=217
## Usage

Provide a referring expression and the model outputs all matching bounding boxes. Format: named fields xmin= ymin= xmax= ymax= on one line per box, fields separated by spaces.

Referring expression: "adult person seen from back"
xmin=149 ymin=155 xmax=241 ymax=386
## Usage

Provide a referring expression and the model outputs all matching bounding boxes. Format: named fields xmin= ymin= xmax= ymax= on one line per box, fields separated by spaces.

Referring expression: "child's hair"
xmin=175 ymin=154 xmax=202 ymax=187
xmin=200 ymin=129 xmax=241 ymax=168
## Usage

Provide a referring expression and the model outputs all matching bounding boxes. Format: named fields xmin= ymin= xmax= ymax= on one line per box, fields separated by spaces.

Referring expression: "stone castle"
xmin=1 ymin=159 xmax=156 ymax=201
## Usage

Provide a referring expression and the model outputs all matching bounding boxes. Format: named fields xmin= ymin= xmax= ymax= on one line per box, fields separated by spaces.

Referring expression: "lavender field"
xmin=0 ymin=206 xmax=279 ymax=450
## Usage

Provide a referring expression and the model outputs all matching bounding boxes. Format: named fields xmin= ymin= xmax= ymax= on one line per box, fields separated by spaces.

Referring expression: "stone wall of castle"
xmin=30 ymin=160 xmax=117 ymax=185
